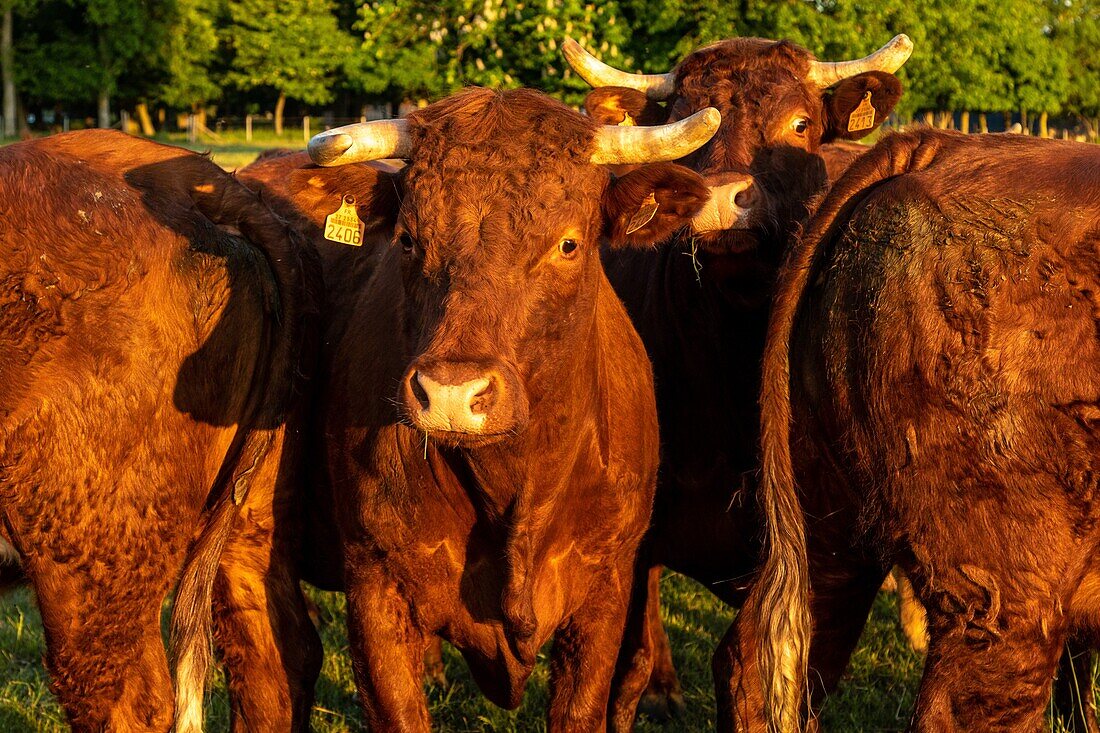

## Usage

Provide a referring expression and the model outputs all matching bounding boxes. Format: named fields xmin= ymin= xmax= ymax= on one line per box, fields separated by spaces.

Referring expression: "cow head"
xmin=564 ymin=35 xmax=910 ymax=259
xmin=309 ymin=89 xmax=715 ymax=445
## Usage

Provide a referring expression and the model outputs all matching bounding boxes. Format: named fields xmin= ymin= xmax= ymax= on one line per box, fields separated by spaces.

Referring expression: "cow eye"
xmin=399 ymin=233 xmax=416 ymax=255
xmin=792 ymin=117 xmax=810 ymax=135
xmin=558 ymin=238 xmax=579 ymax=258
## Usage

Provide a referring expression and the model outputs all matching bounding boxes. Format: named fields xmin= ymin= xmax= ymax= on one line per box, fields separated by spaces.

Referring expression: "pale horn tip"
xmin=308 ymin=132 xmax=354 ymax=167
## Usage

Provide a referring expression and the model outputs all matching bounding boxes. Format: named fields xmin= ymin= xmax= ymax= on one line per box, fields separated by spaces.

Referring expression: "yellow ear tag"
xmin=618 ymin=112 xmax=636 ymax=127
xmin=625 ymin=192 xmax=659 ymax=235
xmin=847 ymin=91 xmax=877 ymax=133
xmin=324 ymin=195 xmax=365 ymax=246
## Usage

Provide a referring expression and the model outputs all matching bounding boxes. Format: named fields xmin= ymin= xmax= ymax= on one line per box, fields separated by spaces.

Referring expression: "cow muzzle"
xmin=691 ymin=173 xmax=756 ymax=233
xmin=401 ymin=359 xmax=529 ymax=441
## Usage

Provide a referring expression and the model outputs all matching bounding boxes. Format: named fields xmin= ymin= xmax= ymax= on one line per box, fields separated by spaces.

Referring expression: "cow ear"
xmin=603 ymin=162 xmax=710 ymax=247
xmin=822 ymin=71 xmax=902 ymax=142
xmin=584 ymin=87 xmax=668 ymax=127
xmin=288 ymin=160 xmax=403 ymax=235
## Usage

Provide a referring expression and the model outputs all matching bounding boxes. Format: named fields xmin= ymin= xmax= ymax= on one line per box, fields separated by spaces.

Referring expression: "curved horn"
xmin=591 ymin=107 xmax=721 ymax=165
xmin=308 ymin=119 xmax=412 ymax=166
xmin=562 ymin=36 xmax=676 ymax=100
xmin=806 ymin=34 xmax=913 ymax=89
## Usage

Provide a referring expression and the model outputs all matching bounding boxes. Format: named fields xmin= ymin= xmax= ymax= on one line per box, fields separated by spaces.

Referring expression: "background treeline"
xmin=1 ymin=0 xmax=1097 ymax=139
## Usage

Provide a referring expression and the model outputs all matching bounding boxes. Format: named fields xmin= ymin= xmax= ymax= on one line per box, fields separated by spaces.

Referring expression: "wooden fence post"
xmin=303 ymin=115 xmax=310 ymax=142
xmin=245 ymin=114 xmax=252 ymax=142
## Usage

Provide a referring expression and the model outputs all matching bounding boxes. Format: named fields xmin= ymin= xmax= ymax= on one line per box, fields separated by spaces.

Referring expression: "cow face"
xmin=567 ymin=36 xmax=908 ymax=259
xmin=309 ymin=89 xmax=714 ymax=445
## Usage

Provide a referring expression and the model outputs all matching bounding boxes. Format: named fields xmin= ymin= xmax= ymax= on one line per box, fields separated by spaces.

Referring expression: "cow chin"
xmin=689 ymin=228 xmax=762 ymax=256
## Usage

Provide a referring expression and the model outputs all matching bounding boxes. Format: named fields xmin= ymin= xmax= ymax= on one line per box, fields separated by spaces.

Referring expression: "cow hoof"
xmin=637 ymin=689 xmax=686 ymax=721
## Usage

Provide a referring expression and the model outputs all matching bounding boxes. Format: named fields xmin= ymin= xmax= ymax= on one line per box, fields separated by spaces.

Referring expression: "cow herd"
xmin=0 ymin=29 xmax=1096 ymax=733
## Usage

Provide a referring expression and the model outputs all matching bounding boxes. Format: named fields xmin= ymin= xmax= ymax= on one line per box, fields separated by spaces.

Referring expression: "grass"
xmin=0 ymin=575 xmax=925 ymax=732
xmin=153 ymin=129 xmax=309 ymax=171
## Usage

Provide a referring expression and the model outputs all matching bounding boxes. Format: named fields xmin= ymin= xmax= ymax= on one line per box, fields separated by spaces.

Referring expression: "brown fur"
xmin=240 ymin=88 xmax=710 ymax=730
xmin=0 ymin=130 xmax=320 ymax=731
xmin=758 ymin=129 xmax=1100 ymax=730
xmin=583 ymin=38 xmax=902 ymax=732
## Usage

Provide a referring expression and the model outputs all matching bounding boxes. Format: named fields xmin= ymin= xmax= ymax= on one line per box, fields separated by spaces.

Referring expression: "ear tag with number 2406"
xmin=324 ymin=195 xmax=365 ymax=246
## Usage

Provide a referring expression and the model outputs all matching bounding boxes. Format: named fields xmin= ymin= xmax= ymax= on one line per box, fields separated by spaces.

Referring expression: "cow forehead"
xmin=679 ymin=37 xmax=814 ymax=80
xmin=404 ymin=157 xmax=604 ymax=227
xmin=672 ymin=39 xmax=821 ymax=146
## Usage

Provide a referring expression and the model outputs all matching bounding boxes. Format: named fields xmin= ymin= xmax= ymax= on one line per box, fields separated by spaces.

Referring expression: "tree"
xmin=1051 ymin=0 xmax=1100 ymax=138
xmin=1 ymin=2 xmax=15 ymax=136
xmin=15 ymin=0 xmax=166 ymax=128
xmin=222 ymin=0 xmax=352 ymax=134
xmin=345 ymin=0 xmax=632 ymax=109
xmin=160 ymin=0 xmax=222 ymax=115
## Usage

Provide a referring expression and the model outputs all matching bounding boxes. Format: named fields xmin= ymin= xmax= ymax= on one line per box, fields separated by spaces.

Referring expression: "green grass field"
xmin=0 ymin=138 xmax=1083 ymax=732
xmin=0 ymin=576 xmax=923 ymax=732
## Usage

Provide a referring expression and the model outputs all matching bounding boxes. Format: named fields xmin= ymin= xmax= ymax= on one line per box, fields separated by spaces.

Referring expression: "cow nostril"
xmin=410 ymin=372 xmax=430 ymax=410
xmin=469 ymin=378 xmax=495 ymax=414
xmin=734 ymin=186 xmax=756 ymax=209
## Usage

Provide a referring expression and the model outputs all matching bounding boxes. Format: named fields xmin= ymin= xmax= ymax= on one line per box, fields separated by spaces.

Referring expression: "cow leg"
xmin=550 ymin=567 xmax=633 ymax=733
xmin=713 ymin=560 xmax=883 ymax=732
xmin=29 ymin=563 xmax=174 ymax=732
xmin=212 ymin=510 xmax=322 ymax=732
xmin=608 ymin=562 xmax=660 ymax=732
xmin=909 ymin=575 xmax=1069 ymax=732
xmin=1052 ymin=639 xmax=1098 ymax=733
xmin=638 ymin=566 xmax=685 ymax=720
xmin=345 ymin=570 xmax=431 ymax=732
xmin=895 ymin=567 xmax=929 ymax=654
xmin=424 ymin=636 xmax=448 ymax=688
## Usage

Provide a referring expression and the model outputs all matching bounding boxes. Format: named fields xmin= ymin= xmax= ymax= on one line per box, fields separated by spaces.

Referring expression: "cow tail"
xmin=752 ymin=130 xmax=938 ymax=732
xmin=169 ymin=169 xmax=319 ymax=733
xmin=169 ymin=470 xmax=240 ymax=733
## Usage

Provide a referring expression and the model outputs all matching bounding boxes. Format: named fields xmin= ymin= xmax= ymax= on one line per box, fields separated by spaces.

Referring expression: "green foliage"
xmin=346 ymin=0 xmax=632 ymax=106
xmin=15 ymin=0 xmax=168 ymax=106
xmin=222 ymin=0 xmax=352 ymax=107
xmin=3 ymin=0 xmax=1097 ymax=128
xmin=1051 ymin=0 xmax=1100 ymax=119
xmin=160 ymin=0 xmax=221 ymax=109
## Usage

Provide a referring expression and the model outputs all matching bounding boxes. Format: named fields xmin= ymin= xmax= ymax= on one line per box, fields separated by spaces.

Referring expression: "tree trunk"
xmin=1 ymin=8 xmax=14 ymax=138
xmin=14 ymin=89 xmax=27 ymax=136
xmin=922 ymin=110 xmax=933 ymax=127
xmin=978 ymin=113 xmax=988 ymax=134
xmin=1020 ymin=109 xmax=1028 ymax=134
xmin=935 ymin=111 xmax=951 ymax=129
xmin=274 ymin=92 xmax=285 ymax=136
xmin=1039 ymin=111 xmax=1048 ymax=138
xmin=135 ymin=102 xmax=155 ymax=135
xmin=97 ymin=87 xmax=110 ymax=128
xmin=960 ymin=110 xmax=970 ymax=134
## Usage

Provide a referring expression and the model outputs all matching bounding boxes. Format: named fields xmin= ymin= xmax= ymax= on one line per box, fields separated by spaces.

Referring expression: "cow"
xmin=753 ymin=128 xmax=1100 ymax=731
xmin=560 ymin=33 xmax=910 ymax=729
xmin=240 ymin=87 xmax=721 ymax=731
xmin=0 ymin=130 xmax=321 ymax=732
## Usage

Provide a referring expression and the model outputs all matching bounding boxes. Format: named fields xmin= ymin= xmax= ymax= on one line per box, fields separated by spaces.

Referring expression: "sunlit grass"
xmin=0 ymin=573 xmax=934 ymax=732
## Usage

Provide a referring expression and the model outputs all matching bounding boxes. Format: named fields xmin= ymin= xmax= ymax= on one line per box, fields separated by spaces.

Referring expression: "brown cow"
xmin=0 ymin=130 xmax=321 ymax=731
xmin=755 ymin=129 xmax=1100 ymax=731
xmin=241 ymin=87 xmax=721 ymax=730
xmin=561 ymin=34 xmax=909 ymax=729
